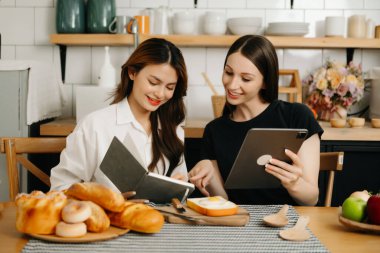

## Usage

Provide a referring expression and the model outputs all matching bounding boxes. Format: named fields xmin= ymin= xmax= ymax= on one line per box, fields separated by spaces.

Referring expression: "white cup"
xmin=109 ymin=16 xmax=132 ymax=34
xmin=325 ymin=16 xmax=345 ymax=37
xmin=203 ymin=12 xmax=226 ymax=35
xmin=172 ymin=11 xmax=195 ymax=35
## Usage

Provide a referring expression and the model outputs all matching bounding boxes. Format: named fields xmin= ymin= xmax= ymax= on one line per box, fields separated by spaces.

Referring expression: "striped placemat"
xmin=22 ymin=205 xmax=329 ymax=253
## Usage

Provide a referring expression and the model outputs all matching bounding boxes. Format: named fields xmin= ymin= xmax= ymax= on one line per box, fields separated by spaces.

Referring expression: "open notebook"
xmin=100 ymin=137 xmax=194 ymax=204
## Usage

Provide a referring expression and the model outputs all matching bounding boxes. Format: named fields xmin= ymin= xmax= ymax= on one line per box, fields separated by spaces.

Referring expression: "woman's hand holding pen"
xmin=264 ymin=149 xmax=303 ymax=189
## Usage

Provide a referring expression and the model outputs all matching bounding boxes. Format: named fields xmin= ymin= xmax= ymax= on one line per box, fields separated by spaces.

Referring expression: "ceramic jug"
xmin=56 ymin=0 xmax=85 ymax=33
xmin=87 ymin=0 xmax=116 ymax=33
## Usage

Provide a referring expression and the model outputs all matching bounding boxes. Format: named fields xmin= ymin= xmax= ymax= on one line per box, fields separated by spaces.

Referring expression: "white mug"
xmin=325 ymin=16 xmax=345 ymax=37
xmin=172 ymin=11 xmax=195 ymax=35
xmin=109 ymin=16 xmax=132 ymax=34
xmin=203 ymin=12 xmax=226 ymax=35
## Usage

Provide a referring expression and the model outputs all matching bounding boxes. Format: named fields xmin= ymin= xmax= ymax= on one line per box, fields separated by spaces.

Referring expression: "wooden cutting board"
xmin=154 ymin=205 xmax=250 ymax=226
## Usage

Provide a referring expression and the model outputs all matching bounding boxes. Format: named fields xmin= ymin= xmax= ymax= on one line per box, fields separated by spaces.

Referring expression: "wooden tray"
xmin=155 ymin=205 xmax=250 ymax=226
xmin=339 ymin=215 xmax=380 ymax=234
xmin=28 ymin=226 xmax=129 ymax=243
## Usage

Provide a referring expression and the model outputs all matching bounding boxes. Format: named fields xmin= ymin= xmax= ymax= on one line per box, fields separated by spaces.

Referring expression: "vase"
xmin=86 ymin=0 xmax=116 ymax=33
xmin=332 ymin=105 xmax=348 ymax=119
xmin=319 ymin=105 xmax=347 ymax=121
xmin=56 ymin=0 xmax=86 ymax=33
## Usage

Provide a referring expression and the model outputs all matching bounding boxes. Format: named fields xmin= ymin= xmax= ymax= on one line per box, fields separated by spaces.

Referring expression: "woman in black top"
xmin=188 ymin=35 xmax=323 ymax=205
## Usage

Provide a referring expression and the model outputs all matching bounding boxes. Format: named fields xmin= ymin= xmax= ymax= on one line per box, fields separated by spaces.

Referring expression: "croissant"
xmin=108 ymin=202 xmax=164 ymax=233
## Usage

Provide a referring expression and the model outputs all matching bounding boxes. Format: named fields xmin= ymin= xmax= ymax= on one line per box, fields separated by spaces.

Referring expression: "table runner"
xmin=22 ymin=205 xmax=329 ymax=253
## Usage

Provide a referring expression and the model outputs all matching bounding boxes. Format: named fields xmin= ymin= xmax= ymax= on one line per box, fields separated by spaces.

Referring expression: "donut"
xmin=61 ymin=200 xmax=91 ymax=224
xmin=55 ymin=221 xmax=87 ymax=238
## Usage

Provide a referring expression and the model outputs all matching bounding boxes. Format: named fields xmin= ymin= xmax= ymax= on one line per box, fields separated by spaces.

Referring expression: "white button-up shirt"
xmin=50 ymin=98 xmax=187 ymax=192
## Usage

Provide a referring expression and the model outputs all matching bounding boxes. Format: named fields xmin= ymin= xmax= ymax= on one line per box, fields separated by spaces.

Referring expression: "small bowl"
xmin=330 ymin=118 xmax=346 ymax=128
xmin=227 ymin=17 xmax=262 ymax=35
xmin=348 ymin=117 xmax=365 ymax=128
xmin=371 ymin=118 xmax=380 ymax=128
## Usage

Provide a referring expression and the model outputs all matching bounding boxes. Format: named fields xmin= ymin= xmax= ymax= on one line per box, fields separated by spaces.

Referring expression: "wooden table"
xmin=40 ymin=118 xmax=380 ymax=140
xmin=1 ymin=202 xmax=379 ymax=253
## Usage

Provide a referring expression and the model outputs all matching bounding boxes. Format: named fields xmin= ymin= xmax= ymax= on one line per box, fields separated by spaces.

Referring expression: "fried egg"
xmin=199 ymin=196 xmax=229 ymax=208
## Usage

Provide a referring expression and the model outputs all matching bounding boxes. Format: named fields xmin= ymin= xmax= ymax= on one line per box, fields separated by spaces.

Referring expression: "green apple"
xmin=342 ymin=197 xmax=367 ymax=222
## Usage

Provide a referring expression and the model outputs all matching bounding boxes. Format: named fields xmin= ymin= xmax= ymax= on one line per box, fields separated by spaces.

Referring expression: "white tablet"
xmin=224 ymin=128 xmax=308 ymax=189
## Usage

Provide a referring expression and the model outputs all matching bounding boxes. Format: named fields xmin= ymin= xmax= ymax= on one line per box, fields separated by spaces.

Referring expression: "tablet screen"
xmin=224 ymin=128 xmax=308 ymax=189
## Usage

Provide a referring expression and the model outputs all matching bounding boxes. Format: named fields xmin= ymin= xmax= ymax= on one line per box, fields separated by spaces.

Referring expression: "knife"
xmin=157 ymin=209 xmax=204 ymax=223
xmin=172 ymin=198 xmax=186 ymax=213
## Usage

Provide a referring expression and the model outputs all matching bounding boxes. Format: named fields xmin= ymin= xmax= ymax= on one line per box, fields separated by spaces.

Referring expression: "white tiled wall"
xmin=1 ymin=0 xmax=380 ymax=120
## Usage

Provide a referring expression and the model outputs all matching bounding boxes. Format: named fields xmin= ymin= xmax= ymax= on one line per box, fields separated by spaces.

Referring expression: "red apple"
xmin=367 ymin=194 xmax=380 ymax=225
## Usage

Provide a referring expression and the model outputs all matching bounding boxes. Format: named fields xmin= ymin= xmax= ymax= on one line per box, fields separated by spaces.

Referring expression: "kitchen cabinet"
xmin=0 ymin=70 xmax=29 ymax=201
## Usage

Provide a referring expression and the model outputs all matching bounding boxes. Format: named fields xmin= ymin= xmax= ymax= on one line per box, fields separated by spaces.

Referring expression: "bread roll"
xmin=66 ymin=182 xmax=124 ymax=212
xmin=108 ymin=202 xmax=164 ymax=233
xmin=84 ymin=201 xmax=110 ymax=232
xmin=15 ymin=191 xmax=67 ymax=235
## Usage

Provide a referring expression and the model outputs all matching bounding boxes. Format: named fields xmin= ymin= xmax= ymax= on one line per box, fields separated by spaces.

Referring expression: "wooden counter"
xmin=40 ymin=117 xmax=380 ymax=141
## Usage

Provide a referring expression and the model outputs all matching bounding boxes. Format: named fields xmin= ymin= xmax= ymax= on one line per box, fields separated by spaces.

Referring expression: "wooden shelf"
xmin=50 ymin=34 xmax=380 ymax=48
xmin=50 ymin=34 xmax=380 ymax=83
xmin=50 ymin=34 xmax=134 ymax=46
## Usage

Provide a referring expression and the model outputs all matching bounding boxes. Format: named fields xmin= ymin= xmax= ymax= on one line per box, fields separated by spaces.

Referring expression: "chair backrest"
xmin=320 ymin=151 xmax=344 ymax=207
xmin=0 ymin=137 xmax=66 ymax=200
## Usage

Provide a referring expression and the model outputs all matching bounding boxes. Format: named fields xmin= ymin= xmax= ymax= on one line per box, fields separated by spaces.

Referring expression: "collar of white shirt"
xmin=116 ymin=97 xmax=162 ymax=131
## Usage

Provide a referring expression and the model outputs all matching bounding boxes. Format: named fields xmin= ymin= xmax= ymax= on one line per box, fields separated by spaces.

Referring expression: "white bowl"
xmin=227 ymin=17 xmax=262 ymax=26
xmin=203 ymin=12 xmax=226 ymax=35
xmin=227 ymin=17 xmax=262 ymax=35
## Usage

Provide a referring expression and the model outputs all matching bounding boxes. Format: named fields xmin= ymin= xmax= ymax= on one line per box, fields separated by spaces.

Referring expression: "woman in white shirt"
xmin=50 ymin=38 xmax=188 ymax=193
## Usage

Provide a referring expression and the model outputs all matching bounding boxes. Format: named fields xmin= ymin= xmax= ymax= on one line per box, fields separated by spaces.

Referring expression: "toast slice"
xmin=186 ymin=196 xmax=238 ymax=217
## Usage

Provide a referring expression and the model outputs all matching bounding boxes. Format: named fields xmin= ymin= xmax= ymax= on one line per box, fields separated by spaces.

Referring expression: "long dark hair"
xmin=222 ymin=35 xmax=279 ymax=115
xmin=112 ymin=38 xmax=188 ymax=176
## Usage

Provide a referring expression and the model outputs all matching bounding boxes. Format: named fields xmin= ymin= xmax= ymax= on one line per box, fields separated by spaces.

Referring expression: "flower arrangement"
xmin=304 ymin=60 xmax=364 ymax=120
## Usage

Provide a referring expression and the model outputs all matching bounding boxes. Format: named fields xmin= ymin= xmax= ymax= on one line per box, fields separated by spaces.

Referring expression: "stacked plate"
xmin=266 ymin=22 xmax=309 ymax=36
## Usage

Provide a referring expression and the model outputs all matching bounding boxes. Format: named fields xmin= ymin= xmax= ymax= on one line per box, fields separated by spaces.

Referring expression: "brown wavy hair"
xmin=112 ymin=38 xmax=188 ymax=176
xmin=222 ymin=35 xmax=279 ymax=116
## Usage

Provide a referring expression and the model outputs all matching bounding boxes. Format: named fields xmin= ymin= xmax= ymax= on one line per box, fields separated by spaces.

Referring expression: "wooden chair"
xmin=320 ymin=151 xmax=344 ymax=207
xmin=0 ymin=137 xmax=66 ymax=200
xmin=279 ymin=69 xmax=302 ymax=103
